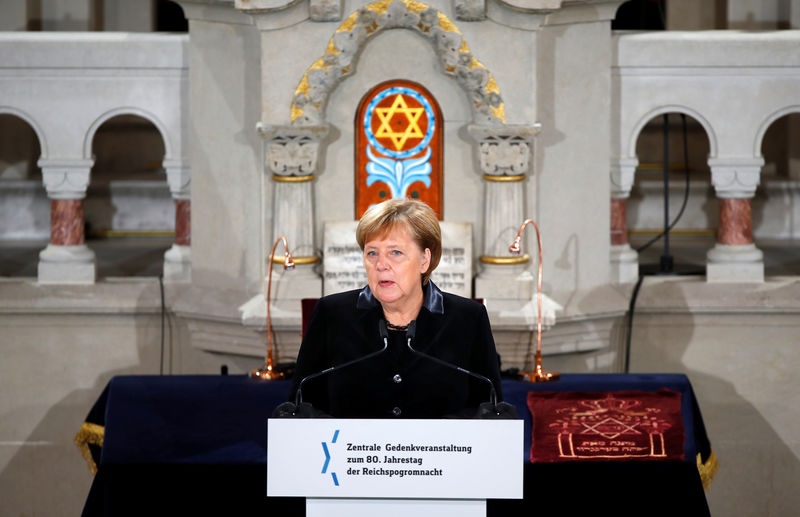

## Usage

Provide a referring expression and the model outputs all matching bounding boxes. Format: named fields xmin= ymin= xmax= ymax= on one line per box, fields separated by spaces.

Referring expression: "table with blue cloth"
xmin=76 ymin=373 xmax=716 ymax=516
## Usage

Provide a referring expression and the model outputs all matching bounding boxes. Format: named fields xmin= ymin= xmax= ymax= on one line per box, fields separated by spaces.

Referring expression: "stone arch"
xmin=83 ymin=107 xmax=173 ymax=161
xmin=290 ymin=0 xmax=505 ymax=126
xmin=627 ymin=105 xmax=718 ymax=161
xmin=754 ymin=105 xmax=800 ymax=157
xmin=0 ymin=106 xmax=49 ymax=159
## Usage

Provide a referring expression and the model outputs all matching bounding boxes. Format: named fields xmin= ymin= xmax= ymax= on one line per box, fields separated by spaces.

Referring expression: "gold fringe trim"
xmin=696 ymin=449 xmax=719 ymax=490
xmin=74 ymin=422 xmax=105 ymax=475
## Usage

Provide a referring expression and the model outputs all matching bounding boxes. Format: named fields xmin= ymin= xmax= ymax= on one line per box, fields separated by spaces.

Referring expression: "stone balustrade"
xmin=611 ymin=30 xmax=800 ymax=283
xmin=0 ymin=32 xmax=190 ymax=282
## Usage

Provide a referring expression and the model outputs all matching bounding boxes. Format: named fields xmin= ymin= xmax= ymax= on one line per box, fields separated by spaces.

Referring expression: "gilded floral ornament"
xmin=291 ymin=0 xmax=505 ymax=125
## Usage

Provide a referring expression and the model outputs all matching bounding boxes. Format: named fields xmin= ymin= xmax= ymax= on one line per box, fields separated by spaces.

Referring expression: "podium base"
xmin=307 ymin=498 xmax=486 ymax=516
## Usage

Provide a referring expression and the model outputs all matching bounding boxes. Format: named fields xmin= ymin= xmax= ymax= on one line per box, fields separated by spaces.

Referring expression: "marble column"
xmin=706 ymin=158 xmax=764 ymax=282
xmin=163 ymin=161 xmax=192 ymax=282
xmin=259 ymin=124 xmax=329 ymax=302
xmin=610 ymin=198 xmax=627 ymax=245
xmin=468 ymin=124 xmax=539 ymax=301
xmin=37 ymin=159 xmax=96 ymax=284
xmin=609 ymin=158 xmax=639 ymax=284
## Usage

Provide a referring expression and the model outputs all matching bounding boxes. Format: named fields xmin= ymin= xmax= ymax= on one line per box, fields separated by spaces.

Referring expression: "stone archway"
xmin=0 ymin=106 xmax=48 ymax=159
xmin=83 ymin=108 xmax=190 ymax=282
xmin=627 ymin=105 xmax=718 ymax=162
xmin=290 ymin=0 xmax=506 ymax=127
xmin=84 ymin=107 xmax=174 ymax=161
xmin=754 ymin=105 xmax=800 ymax=157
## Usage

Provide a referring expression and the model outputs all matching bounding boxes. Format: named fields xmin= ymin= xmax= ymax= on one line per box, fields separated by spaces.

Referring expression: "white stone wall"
xmin=179 ymin=11 xmax=264 ymax=293
xmin=536 ymin=19 xmax=612 ymax=297
xmin=0 ymin=181 xmax=50 ymax=240
xmin=629 ymin=278 xmax=800 ymax=517
xmin=0 ymin=281 xmax=175 ymax=516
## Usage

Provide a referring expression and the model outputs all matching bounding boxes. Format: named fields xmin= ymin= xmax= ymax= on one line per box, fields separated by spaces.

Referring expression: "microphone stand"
xmin=404 ymin=321 xmax=502 ymax=413
xmin=250 ymin=236 xmax=295 ymax=380
xmin=509 ymin=219 xmax=559 ymax=382
xmin=295 ymin=320 xmax=389 ymax=406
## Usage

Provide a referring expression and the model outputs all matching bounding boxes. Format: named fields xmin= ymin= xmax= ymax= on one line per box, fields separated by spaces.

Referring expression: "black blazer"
xmin=289 ymin=281 xmax=503 ymax=418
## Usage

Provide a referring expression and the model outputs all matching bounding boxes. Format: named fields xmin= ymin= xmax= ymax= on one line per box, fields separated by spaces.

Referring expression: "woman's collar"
xmin=357 ymin=281 xmax=444 ymax=315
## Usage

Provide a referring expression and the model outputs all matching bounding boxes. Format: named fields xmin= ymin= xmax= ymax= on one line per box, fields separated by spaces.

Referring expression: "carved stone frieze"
xmin=454 ymin=0 xmax=486 ymax=21
xmin=291 ymin=0 xmax=505 ymax=126
xmin=258 ymin=124 xmax=329 ymax=176
xmin=163 ymin=160 xmax=191 ymax=200
xmin=708 ymin=157 xmax=764 ymax=199
xmin=610 ymin=158 xmax=638 ymax=199
xmin=468 ymin=124 xmax=540 ymax=175
xmin=310 ymin=0 xmax=343 ymax=22
xmin=479 ymin=137 xmax=530 ymax=174
xmin=38 ymin=159 xmax=94 ymax=200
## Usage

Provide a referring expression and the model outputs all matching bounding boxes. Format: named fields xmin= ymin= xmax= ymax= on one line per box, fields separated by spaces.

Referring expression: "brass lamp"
xmin=509 ymin=219 xmax=559 ymax=382
xmin=249 ymin=236 xmax=295 ymax=380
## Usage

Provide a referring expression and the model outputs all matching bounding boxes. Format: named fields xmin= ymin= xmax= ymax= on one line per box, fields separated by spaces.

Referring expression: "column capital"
xmin=258 ymin=123 xmax=329 ymax=177
xmin=454 ymin=0 xmax=486 ymax=21
xmin=708 ymin=157 xmax=764 ymax=199
xmin=37 ymin=159 xmax=93 ymax=200
xmin=309 ymin=0 xmax=343 ymax=21
xmin=163 ymin=160 xmax=191 ymax=200
xmin=467 ymin=123 xmax=541 ymax=176
xmin=610 ymin=157 xmax=638 ymax=199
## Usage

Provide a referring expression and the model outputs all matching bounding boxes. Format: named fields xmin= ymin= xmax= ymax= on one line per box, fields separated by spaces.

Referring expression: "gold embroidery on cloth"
xmin=74 ymin=422 xmax=105 ymax=475
xmin=696 ymin=449 xmax=719 ymax=490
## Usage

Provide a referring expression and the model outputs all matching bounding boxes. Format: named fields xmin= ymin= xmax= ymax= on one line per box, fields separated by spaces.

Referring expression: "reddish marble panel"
xmin=610 ymin=198 xmax=628 ymax=245
xmin=175 ymin=199 xmax=191 ymax=246
xmin=718 ymin=198 xmax=753 ymax=245
xmin=50 ymin=199 xmax=84 ymax=246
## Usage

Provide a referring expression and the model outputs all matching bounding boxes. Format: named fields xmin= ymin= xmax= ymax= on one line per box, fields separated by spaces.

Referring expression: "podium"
xmin=77 ymin=375 xmax=713 ymax=515
xmin=267 ymin=418 xmax=524 ymax=516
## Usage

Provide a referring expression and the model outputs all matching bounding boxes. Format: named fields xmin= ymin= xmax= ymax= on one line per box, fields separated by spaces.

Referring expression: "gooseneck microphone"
xmin=294 ymin=319 xmax=390 ymax=407
xmin=404 ymin=321 xmax=500 ymax=412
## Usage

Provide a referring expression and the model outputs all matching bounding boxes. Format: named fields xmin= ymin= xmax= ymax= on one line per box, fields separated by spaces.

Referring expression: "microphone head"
xmin=406 ymin=320 xmax=417 ymax=339
xmin=378 ymin=319 xmax=388 ymax=339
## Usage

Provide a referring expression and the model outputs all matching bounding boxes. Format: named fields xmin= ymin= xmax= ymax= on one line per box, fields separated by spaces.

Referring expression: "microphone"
xmin=405 ymin=321 xmax=515 ymax=418
xmin=293 ymin=319 xmax=390 ymax=408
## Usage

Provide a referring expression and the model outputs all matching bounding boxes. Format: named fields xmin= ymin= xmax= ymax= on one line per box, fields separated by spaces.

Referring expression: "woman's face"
xmin=363 ymin=225 xmax=431 ymax=311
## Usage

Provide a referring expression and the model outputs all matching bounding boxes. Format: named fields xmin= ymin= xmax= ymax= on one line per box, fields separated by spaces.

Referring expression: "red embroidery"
xmin=527 ymin=390 xmax=685 ymax=463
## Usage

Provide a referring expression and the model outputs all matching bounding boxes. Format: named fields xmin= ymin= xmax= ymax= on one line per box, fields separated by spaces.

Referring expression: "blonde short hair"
xmin=356 ymin=198 xmax=442 ymax=285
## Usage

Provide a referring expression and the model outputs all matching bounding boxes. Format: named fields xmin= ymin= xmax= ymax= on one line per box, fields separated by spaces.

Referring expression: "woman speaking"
xmin=288 ymin=198 xmax=504 ymax=418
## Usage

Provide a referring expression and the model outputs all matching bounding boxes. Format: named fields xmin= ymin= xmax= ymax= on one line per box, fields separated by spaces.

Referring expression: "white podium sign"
xmin=267 ymin=418 xmax=523 ymax=500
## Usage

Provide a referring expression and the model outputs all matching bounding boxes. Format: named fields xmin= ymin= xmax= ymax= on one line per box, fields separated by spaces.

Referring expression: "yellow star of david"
xmin=373 ymin=94 xmax=425 ymax=151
